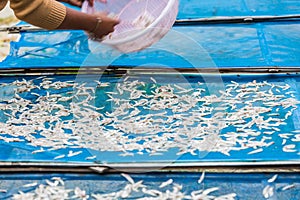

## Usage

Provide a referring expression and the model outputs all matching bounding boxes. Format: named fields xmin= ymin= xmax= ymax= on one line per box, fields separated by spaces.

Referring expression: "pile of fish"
xmin=0 ymin=76 xmax=299 ymax=159
xmin=9 ymin=173 xmax=297 ymax=200
xmin=11 ymin=172 xmax=236 ymax=200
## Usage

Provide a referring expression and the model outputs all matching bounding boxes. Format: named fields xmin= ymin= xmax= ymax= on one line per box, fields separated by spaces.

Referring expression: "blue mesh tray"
xmin=0 ymin=172 xmax=299 ymax=200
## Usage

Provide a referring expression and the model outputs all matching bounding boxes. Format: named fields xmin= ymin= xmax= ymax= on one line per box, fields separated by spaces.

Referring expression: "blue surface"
xmin=0 ymin=73 xmax=299 ymax=165
xmin=178 ymin=0 xmax=300 ymax=19
xmin=0 ymin=2 xmax=299 ymax=196
xmin=0 ymin=172 xmax=299 ymax=200
xmin=1 ymin=21 xmax=300 ymax=68
xmin=0 ymin=1 xmax=299 ymax=69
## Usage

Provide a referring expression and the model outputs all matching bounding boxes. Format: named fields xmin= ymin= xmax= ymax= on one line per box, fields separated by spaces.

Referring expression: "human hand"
xmin=89 ymin=12 xmax=120 ymax=40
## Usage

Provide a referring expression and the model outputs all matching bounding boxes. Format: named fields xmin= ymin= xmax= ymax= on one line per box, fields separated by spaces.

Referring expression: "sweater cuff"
xmin=11 ymin=0 xmax=66 ymax=30
xmin=40 ymin=0 xmax=66 ymax=30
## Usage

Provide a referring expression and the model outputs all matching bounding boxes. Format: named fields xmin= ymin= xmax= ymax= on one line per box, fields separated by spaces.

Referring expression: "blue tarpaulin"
xmin=0 ymin=0 xmax=299 ymax=68
xmin=0 ymin=1 xmax=299 ymax=199
xmin=0 ymin=172 xmax=299 ymax=200
xmin=177 ymin=0 xmax=300 ymax=18
xmin=0 ymin=73 xmax=299 ymax=165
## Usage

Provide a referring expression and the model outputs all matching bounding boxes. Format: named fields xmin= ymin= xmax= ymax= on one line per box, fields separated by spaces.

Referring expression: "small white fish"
xmin=31 ymin=92 xmax=40 ymax=97
xmin=283 ymin=144 xmax=296 ymax=152
xmin=272 ymin=127 xmax=280 ymax=132
xmin=264 ymin=131 xmax=275 ymax=135
xmin=267 ymin=113 xmax=279 ymax=116
xmin=131 ymin=180 xmax=145 ymax=192
xmin=279 ymin=133 xmax=293 ymax=139
xmin=159 ymin=179 xmax=173 ymax=188
xmin=173 ymin=84 xmax=186 ymax=91
xmin=119 ymin=152 xmax=134 ymax=157
xmin=285 ymin=111 xmax=292 ymax=119
xmin=67 ymin=150 xmax=82 ymax=157
xmin=198 ymin=171 xmax=205 ymax=184
xmin=32 ymin=148 xmax=45 ymax=154
xmin=262 ymin=185 xmax=274 ymax=199
xmin=281 ymin=184 xmax=295 ymax=191
xmin=124 ymin=76 xmax=129 ymax=82
xmin=266 ymin=141 xmax=275 ymax=147
xmin=286 ymin=91 xmax=296 ymax=94
xmin=248 ymin=148 xmax=263 ymax=155
xmin=45 ymin=179 xmax=58 ymax=187
xmin=150 ymin=77 xmax=157 ymax=84
xmin=35 ymin=76 xmax=47 ymax=80
xmin=106 ymin=91 xmax=118 ymax=95
xmin=282 ymin=139 xmax=287 ymax=145
xmin=267 ymin=174 xmax=278 ymax=183
xmin=149 ymin=152 xmax=163 ymax=156
xmin=121 ymin=173 xmax=135 ymax=184
xmin=292 ymin=134 xmax=300 ymax=142
xmin=142 ymin=188 xmax=161 ymax=196
xmin=176 ymin=88 xmax=193 ymax=94
xmin=120 ymin=187 xmax=131 ymax=199
xmin=23 ymin=182 xmax=38 ymax=188
xmin=202 ymin=187 xmax=219 ymax=195
xmin=85 ymin=155 xmax=97 ymax=160
xmin=54 ymin=154 xmax=65 ymax=160
xmin=51 ymin=177 xmax=64 ymax=186
xmin=90 ymin=167 xmax=107 ymax=174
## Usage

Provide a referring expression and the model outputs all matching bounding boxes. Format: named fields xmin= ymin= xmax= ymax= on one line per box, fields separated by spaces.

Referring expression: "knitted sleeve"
xmin=10 ymin=0 xmax=66 ymax=30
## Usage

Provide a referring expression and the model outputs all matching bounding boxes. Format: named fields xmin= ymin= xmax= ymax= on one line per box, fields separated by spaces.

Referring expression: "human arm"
xmin=58 ymin=7 xmax=119 ymax=39
xmin=9 ymin=0 xmax=118 ymax=39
